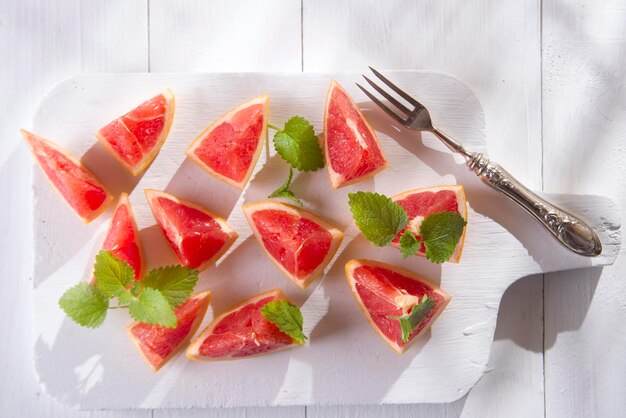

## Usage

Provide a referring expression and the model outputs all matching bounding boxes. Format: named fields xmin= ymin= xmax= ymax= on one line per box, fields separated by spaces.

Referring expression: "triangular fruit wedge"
xmin=100 ymin=193 xmax=144 ymax=280
xmin=145 ymin=190 xmax=237 ymax=271
xmin=96 ymin=89 xmax=175 ymax=176
xmin=391 ymin=185 xmax=468 ymax=263
xmin=345 ymin=259 xmax=451 ymax=354
xmin=21 ymin=129 xmax=112 ymax=223
xmin=243 ymin=201 xmax=344 ymax=289
xmin=127 ymin=290 xmax=210 ymax=372
xmin=323 ymin=80 xmax=388 ymax=188
xmin=186 ymin=289 xmax=297 ymax=361
xmin=185 ymin=95 xmax=269 ymax=189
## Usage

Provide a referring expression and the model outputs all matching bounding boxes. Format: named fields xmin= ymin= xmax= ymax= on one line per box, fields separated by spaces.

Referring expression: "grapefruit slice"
xmin=186 ymin=289 xmax=297 ymax=361
xmin=345 ymin=259 xmax=451 ymax=354
xmin=101 ymin=193 xmax=143 ymax=280
xmin=185 ymin=95 xmax=269 ymax=189
xmin=243 ymin=201 xmax=344 ymax=289
xmin=96 ymin=89 xmax=175 ymax=176
xmin=323 ymin=80 xmax=388 ymax=188
xmin=391 ymin=185 xmax=468 ymax=263
xmin=127 ymin=290 xmax=210 ymax=372
xmin=145 ymin=190 xmax=237 ymax=271
xmin=21 ymin=129 xmax=112 ymax=223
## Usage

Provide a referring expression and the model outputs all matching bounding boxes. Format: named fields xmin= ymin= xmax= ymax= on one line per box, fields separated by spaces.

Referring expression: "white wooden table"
xmin=1 ymin=1 xmax=624 ymax=417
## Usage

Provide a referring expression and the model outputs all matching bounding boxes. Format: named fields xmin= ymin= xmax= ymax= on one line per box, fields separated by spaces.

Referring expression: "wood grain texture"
xmin=30 ymin=72 xmax=618 ymax=409
xmin=302 ymin=1 xmax=546 ymax=416
xmin=0 ymin=1 xmax=150 ymax=417
xmin=543 ymin=0 xmax=626 ymax=416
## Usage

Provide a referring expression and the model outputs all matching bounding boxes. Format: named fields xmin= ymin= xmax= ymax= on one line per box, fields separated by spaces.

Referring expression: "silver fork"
xmin=357 ymin=67 xmax=602 ymax=257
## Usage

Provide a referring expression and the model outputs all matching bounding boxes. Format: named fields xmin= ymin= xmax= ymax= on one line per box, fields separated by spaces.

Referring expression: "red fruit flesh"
xmin=102 ymin=197 xmax=142 ymax=280
xmin=192 ymin=103 xmax=264 ymax=183
xmin=197 ymin=295 xmax=293 ymax=359
xmin=121 ymin=94 xmax=167 ymax=153
xmin=326 ymin=84 xmax=386 ymax=185
xmin=352 ymin=265 xmax=445 ymax=348
xmin=23 ymin=131 xmax=110 ymax=221
xmin=393 ymin=190 xmax=459 ymax=253
xmin=98 ymin=119 xmax=143 ymax=167
xmin=129 ymin=292 xmax=209 ymax=371
xmin=251 ymin=209 xmax=332 ymax=280
xmin=151 ymin=196 xmax=230 ymax=269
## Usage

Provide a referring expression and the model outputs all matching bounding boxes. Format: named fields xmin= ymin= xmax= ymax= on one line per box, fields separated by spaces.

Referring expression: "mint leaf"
xmin=93 ymin=250 xmax=134 ymax=298
xmin=128 ymin=288 xmax=177 ymax=328
xmin=273 ymin=116 xmax=324 ymax=172
xmin=260 ymin=300 xmax=306 ymax=345
xmin=142 ymin=265 xmax=198 ymax=309
xmin=59 ymin=283 xmax=109 ymax=328
xmin=400 ymin=230 xmax=421 ymax=259
xmin=348 ymin=191 xmax=408 ymax=247
xmin=268 ymin=167 xmax=303 ymax=207
xmin=117 ymin=289 xmax=135 ymax=305
xmin=420 ymin=211 xmax=466 ymax=263
xmin=388 ymin=295 xmax=436 ymax=343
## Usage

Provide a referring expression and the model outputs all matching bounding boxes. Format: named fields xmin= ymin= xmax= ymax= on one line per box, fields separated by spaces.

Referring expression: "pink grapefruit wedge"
xmin=96 ymin=89 xmax=175 ymax=176
xmin=243 ymin=201 xmax=344 ymax=289
xmin=21 ymin=129 xmax=112 ymax=223
xmin=185 ymin=95 xmax=269 ymax=189
xmin=323 ymin=80 xmax=388 ymax=188
xmin=127 ymin=290 xmax=210 ymax=372
xmin=145 ymin=190 xmax=237 ymax=271
xmin=101 ymin=193 xmax=144 ymax=280
xmin=391 ymin=185 xmax=468 ymax=263
xmin=186 ymin=289 xmax=297 ymax=361
xmin=345 ymin=259 xmax=451 ymax=354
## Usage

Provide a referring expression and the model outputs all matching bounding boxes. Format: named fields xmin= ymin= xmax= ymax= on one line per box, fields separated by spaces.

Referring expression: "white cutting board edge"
xmin=29 ymin=72 xmax=621 ymax=409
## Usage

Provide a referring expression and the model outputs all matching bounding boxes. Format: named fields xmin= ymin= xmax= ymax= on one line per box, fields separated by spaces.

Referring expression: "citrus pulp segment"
xmin=186 ymin=289 xmax=297 ymax=361
xmin=21 ymin=129 xmax=112 ymax=223
xmin=101 ymin=193 xmax=144 ymax=280
xmin=96 ymin=89 xmax=175 ymax=176
xmin=243 ymin=201 xmax=344 ymax=289
xmin=345 ymin=259 xmax=451 ymax=354
xmin=185 ymin=95 xmax=269 ymax=189
xmin=144 ymin=190 xmax=238 ymax=271
xmin=323 ymin=80 xmax=388 ymax=188
xmin=127 ymin=290 xmax=210 ymax=372
xmin=391 ymin=185 xmax=468 ymax=263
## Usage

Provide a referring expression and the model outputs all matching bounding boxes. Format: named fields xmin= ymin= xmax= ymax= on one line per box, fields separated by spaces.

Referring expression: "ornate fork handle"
xmin=466 ymin=152 xmax=602 ymax=256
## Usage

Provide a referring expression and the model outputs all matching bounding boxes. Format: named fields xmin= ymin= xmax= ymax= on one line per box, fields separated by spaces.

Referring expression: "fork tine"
xmin=356 ymin=83 xmax=407 ymax=125
xmin=369 ymin=67 xmax=424 ymax=109
xmin=362 ymin=75 xmax=412 ymax=116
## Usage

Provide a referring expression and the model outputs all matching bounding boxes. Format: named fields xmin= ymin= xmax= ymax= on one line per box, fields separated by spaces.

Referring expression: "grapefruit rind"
xmin=102 ymin=193 xmax=145 ymax=279
xmin=344 ymin=259 xmax=451 ymax=354
xmin=185 ymin=95 xmax=269 ymax=189
xmin=95 ymin=89 xmax=175 ymax=176
xmin=323 ymin=80 xmax=389 ymax=189
xmin=144 ymin=189 xmax=238 ymax=272
xmin=126 ymin=290 xmax=211 ymax=372
xmin=186 ymin=289 xmax=297 ymax=362
xmin=243 ymin=201 xmax=344 ymax=289
xmin=391 ymin=184 xmax=468 ymax=263
xmin=21 ymin=129 xmax=113 ymax=223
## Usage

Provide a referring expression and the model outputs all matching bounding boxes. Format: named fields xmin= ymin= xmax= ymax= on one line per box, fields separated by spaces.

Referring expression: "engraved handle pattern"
xmin=467 ymin=153 xmax=602 ymax=257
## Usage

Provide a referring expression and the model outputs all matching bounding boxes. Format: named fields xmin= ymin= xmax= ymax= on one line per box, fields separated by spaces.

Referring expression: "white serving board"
xmin=30 ymin=72 xmax=620 ymax=409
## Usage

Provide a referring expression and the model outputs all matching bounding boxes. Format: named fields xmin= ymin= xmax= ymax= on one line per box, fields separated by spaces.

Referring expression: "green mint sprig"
xmin=348 ymin=191 xmax=408 ymax=247
xmin=268 ymin=167 xmax=303 ymax=207
xmin=271 ymin=116 xmax=324 ymax=172
xmin=348 ymin=191 xmax=466 ymax=263
xmin=59 ymin=250 xmax=198 ymax=329
xmin=261 ymin=300 xmax=306 ymax=345
xmin=267 ymin=116 xmax=324 ymax=206
xmin=387 ymin=295 xmax=436 ymax=343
